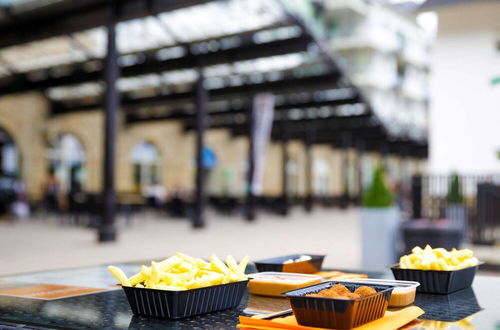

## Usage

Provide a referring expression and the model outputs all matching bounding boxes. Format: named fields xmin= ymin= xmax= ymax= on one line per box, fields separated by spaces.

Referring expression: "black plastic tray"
xmin=254 ymin=254 xmax=325 ymax=273
xmin=283 ymin=281 xmax=393 ymax=329
xmin=122 ymin=280 xmax=248 ymax=319
xmin=391 ymin=264 xmax=479 ymax=294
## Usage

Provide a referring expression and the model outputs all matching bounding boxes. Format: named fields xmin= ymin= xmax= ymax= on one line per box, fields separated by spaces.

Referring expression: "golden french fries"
xmin=399 ymin=245 xmax=479 ymax=271
xmin=108 ymin=253 xmax=250 ymax=290
xmin=108 ymin=266 xmax=131 ymax=287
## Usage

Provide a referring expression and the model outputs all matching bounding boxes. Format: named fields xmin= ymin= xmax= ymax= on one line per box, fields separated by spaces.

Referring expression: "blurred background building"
xmin=421 ymin=0 xmax=500 ymax=174
xmin=0 ymin=0 xmax=427 ymax=206
xmin=0 ymin=0 xmax=499 ymax=270
xmin=324 ymin=0 xmax=431 ymax=189
xmin=0 ymin=0 xmax=427 ymax=215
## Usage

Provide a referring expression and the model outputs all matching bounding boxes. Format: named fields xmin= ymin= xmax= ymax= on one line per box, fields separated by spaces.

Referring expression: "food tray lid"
xmin=248 ymin=272 xmax=323 ymax=284
xmin=342 ymin=278 xmax=420 ymax=293
xmin=254 ymin=254 xmax=325 ymax=264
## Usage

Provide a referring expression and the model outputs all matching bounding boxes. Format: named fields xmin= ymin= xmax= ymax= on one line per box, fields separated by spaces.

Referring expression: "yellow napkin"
xmin=238 ymin=306 xmax=424 ymax=330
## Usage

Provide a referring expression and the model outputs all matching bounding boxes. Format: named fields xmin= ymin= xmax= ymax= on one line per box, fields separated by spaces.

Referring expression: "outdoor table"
xmin=0 ymin=263 xmax=498 ymax=329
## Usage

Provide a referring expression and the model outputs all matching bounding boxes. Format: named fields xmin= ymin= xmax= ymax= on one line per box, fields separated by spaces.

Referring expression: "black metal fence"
xmin=411 ymin=174 xmax=500 ymax=245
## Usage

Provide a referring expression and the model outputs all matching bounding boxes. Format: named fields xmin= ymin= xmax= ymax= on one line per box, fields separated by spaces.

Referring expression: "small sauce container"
xmin=248 ymin=272 xmax=323 ymax=297
xmin=254 ymin=254 xmax=325 ymax=274
xmin=343 ymin=279 xmax=420 ymax=307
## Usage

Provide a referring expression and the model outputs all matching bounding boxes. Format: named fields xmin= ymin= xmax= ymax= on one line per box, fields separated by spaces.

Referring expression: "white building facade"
xmin=420 ymin=0 xmax=500 ymax=174
xmin=324 ymin=0 xmax=431 ymax=141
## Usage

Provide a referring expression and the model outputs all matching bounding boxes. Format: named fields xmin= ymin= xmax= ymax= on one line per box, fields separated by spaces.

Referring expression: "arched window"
xmin=131 ymin=141 xmax=160 ymax=191
xmin=48 ymin=134 xmax=86 ymax=193
xmin=0 ymin=128 xmax=19 ymax=177
xmin=313 ymin=157 xmax=331 ymax=196
xmin=286 ymin=158 xmax=299 ymax=196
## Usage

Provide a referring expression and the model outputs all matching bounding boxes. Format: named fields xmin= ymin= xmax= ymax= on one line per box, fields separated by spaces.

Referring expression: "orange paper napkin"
xmin=238 ymin=306 xmax=424 ymax=330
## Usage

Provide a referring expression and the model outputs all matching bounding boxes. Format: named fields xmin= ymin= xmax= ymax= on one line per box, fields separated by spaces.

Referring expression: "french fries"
xmin=108 ymin=266 xmax=131 ymax=287
xmin=399 ymin=245 xmax=479 ymax=271
xmin=107 ymin=253 xmax=250 ymax=290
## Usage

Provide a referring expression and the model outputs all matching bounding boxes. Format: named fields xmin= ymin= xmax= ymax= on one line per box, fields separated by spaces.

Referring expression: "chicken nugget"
xmin=307 ymin=292 xmax=323 ymax=298
xmin=336 ymin=292 xmax=360 ymax=299
xmin=330 ymin=284 xmax=350 ymax=295
xmin=321 ymin=290 xmax=340 ymax=298
xmin=306 ymin=293 xmax=324 ymax=297
xmin=307 ymin=288 xmax=342 ymax=298
xmin=354 ymin=286 xmax=377 ymax=297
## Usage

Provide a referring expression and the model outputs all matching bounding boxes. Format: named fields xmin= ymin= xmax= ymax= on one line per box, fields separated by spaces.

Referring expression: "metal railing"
xmin=411 ymin=174 xmax=500 ymax=245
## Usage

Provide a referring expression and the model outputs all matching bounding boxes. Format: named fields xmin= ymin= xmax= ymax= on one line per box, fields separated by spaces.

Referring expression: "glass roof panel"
xmin=118 ymin=74 xmax=162 ymax=92
xmin=0 ymin=0 xmax=63 ymax=14
xmin=117 ymin=17 xmax=175 ymax=54
xmin=0 ymin=0 xmax=289 ymax=77
xmin=0 ymin=66 xmax=10 ymax=78
xmin=72 ymin=28 xmax=107 ymax=59
xmin=46 ymin=48 xmax=325 ymax=102
xmin=158 ymin=0 xmax=286 ymax=44
xmin=0 ymin=36 xmax=86 ymax=72
xmin=47 ymin=82 xmax=102 ymax=100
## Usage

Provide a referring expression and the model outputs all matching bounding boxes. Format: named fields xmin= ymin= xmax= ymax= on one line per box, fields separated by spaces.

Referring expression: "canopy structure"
xmin=0 ymin=0 xmax=427 ymax=237
xmin=0 ymin=0 xmax=426 ymax=151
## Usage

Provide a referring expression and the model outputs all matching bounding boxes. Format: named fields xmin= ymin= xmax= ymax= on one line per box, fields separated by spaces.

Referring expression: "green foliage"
xmin=362 ymin=166 xmax=394 ymax=208
xmin=447 ymin=174 xmax=464 ymax=204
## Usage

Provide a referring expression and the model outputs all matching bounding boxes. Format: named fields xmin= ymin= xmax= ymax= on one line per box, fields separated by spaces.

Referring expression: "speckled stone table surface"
xmin=0 ymin=264 xmax=498 ymax=329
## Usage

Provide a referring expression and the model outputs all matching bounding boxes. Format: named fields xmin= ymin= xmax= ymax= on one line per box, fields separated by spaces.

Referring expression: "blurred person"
xmin=11 ymin=180 xmax=30 ymax=219
xmin=142 ymin=179 xmax=167 ymax=208
xmin=41 ymin=169 xmax=66 ymax=212
xmin=169 ymin=183 xmax=189 ymax=217
xmin=170 ymin=183 xmax=188 ymax=200
xmin=393 ymin=180 xmax=405 ymax=211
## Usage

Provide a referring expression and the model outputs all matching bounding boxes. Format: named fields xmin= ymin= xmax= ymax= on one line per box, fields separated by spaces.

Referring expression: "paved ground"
xmin=2 ymin=207 xmax=499 ymax=277
xmin=0 ymin=208 xmax=362 ymax=276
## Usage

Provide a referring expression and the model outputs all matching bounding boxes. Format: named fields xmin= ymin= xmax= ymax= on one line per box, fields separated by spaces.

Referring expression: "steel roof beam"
xmin=52 ymin=73 xmax=342 ymax=114
xmin=0 ymin=34 xmax=311 ymax=96
xmin=0 ymin=0 xmax=215 ymax=49
xmin=124 ymin=96 xmax=360 ymax=123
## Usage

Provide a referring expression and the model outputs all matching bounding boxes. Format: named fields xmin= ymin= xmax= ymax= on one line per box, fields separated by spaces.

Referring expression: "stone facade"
xmin=0 ymin=93 xmax=49 ymax=199
xmin=117 ymin=120 xmax=195 ymax=193
xmin=46 ymin=111 xmax=104 ymax=193
xmin=0 ymin=93 xmax=422 ymax=201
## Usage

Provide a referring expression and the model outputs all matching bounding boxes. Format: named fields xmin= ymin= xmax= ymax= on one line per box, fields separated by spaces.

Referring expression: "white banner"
xmin=251 ymin=93 xmax=275 ymax=195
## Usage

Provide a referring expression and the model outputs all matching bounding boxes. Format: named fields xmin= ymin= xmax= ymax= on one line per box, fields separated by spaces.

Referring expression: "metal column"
xmin=98 ymin=3 xmax=119 ymax=242
xmin=280 ymin=109 xmax=289 ymax=216
xmin=304 ymin=124 xmax=314 ymax=213
xmin=193 ymin=66 xmax=207 ymax=228
xmin=245 ymin=102 xmax=256 ymax=221
xmin=411 ymin=175 xmax=422 ymax=219
xmin=340 ymin=134 xmax=352 ymax=209
xmin=356 ymin=140 xmax=365 ymax=201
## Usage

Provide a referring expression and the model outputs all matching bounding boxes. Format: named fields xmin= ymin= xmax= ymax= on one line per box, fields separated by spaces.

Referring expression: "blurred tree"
xmin=362 ymin=166 xmax=394 ymax=207
xmin=447 ymin=173 xmax=464 ymax=204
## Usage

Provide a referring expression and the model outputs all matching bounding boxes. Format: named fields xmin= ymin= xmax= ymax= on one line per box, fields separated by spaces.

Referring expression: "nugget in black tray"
xmin=284 ymin=281 xmax=394 ymax=329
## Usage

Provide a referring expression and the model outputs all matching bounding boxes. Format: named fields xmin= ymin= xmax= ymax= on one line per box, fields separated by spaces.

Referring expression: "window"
xmin=48 ymin=134 xmax=86 ymax=193
xmin=0 ymin=127 xmax=19 ymax=177
xmin=286 ymin=158 xmax=299 ymax=196
xmin=131 ymin=141 xmax=161 ymax=192
xmin=313 ymin=157 xmax=330 ymax=196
